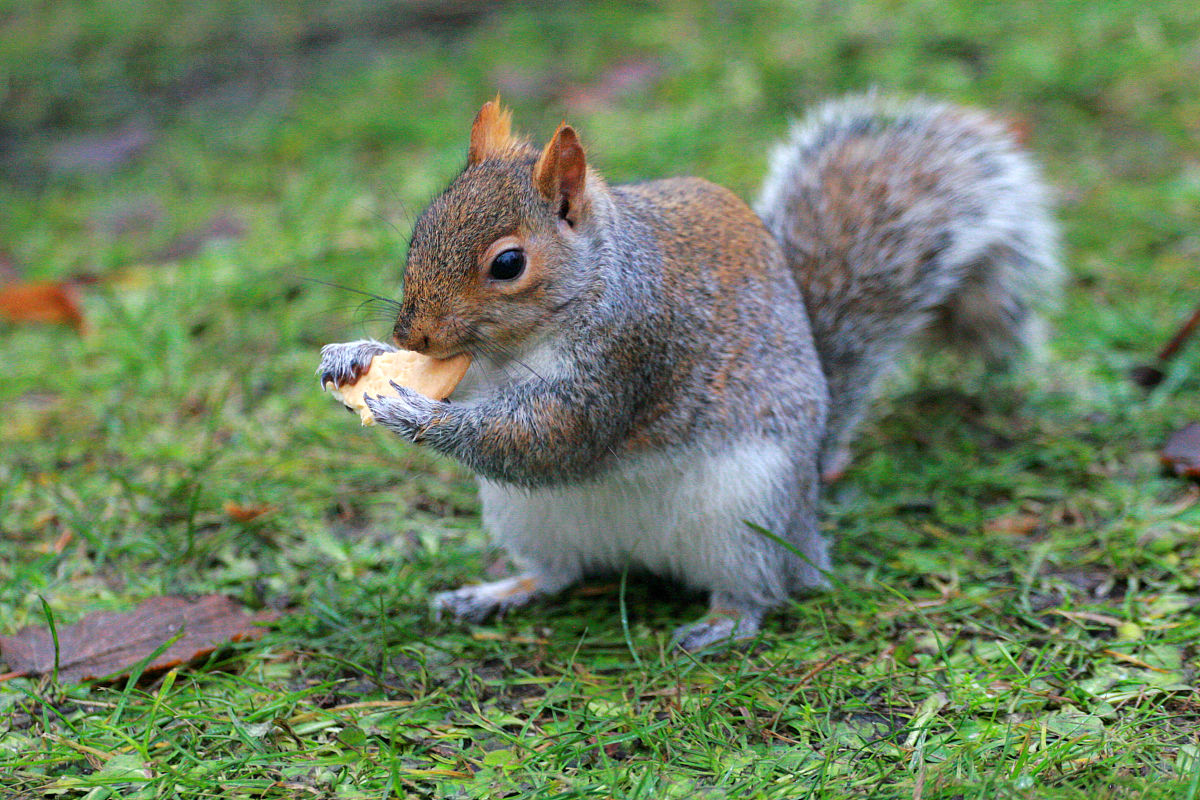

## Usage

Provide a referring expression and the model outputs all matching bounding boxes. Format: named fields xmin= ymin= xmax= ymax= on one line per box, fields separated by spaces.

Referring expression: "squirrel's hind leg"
xmin=671 ymin=593 xmax=767 ymax=652
xmin=817 ymin=344 xmax=903 ymax=482
xmin=431 ymin=571 xmax=574 ymax=624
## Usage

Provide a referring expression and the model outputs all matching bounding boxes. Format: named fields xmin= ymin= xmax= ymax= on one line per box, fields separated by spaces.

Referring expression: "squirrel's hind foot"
xmin=670 ymin=594 xmax=766 ymax=652
xmin=432 ymin=573 xmax=558 ymax=624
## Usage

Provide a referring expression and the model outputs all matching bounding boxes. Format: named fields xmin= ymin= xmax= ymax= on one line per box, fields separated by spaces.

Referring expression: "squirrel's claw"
xmin=317 ymin=339 xmax=396 ymax=391
xmin=364 ymin=385 xmax=441 ymax=442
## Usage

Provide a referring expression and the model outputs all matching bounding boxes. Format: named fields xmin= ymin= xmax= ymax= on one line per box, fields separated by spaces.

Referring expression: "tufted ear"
xmin=533 ymin=122 xmax=587 ymax=226
xmin=468 ymin=96 xmax=515 ymax=165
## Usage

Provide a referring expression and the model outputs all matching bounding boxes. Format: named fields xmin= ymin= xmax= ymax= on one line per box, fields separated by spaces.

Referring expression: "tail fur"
xmin=754 ymin=94 xmax=1061 ymax=475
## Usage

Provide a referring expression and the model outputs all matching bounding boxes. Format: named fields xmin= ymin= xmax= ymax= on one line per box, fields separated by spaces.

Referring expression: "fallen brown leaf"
xmin=223 ymin=502 xmax=277 ymax=523
xmin=1162 ymin=423 xmax=1200 ymax=479
xmin=0 ymin=595 xmax=278 ymax=684
xmin=984 ymin=511 xmax=1041 ymax=536
xmin=0 ymin=281 xmax=86 ymax=332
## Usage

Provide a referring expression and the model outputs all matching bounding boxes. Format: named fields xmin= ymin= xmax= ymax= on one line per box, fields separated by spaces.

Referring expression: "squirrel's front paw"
xmin=317 ymin=339 xmax=395 ymax=389
xmin=363 ymin=383 xmax=442 ymax=442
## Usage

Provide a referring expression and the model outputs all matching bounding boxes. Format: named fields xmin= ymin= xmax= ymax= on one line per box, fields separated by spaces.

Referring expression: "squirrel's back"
xmin=755 ymin=94 xmax=1060 ymax=474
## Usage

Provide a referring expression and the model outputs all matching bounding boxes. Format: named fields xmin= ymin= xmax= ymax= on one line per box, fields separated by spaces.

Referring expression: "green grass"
xmin=2 ymin=0 xmax=1200 ymax=797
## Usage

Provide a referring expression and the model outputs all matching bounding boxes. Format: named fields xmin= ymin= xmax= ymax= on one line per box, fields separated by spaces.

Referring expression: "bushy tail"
xmin=754 ymin=94 xmax=1061 ymax=477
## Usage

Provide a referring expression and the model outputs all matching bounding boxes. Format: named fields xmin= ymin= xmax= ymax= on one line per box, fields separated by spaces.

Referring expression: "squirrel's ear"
xmin=534 ymin=122 xmax=587 ymax=227
xmin=468 ymin=96 xmax=515 ymax=165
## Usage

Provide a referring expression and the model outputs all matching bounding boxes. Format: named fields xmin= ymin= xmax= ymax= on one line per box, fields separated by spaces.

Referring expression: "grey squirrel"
xmin=318 ymin=94 xmax=1059 ymax=650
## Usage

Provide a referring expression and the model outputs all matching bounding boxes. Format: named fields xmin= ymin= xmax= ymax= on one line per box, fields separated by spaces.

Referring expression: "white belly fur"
xmin=478 ymin=441 xmax=795 ymax=596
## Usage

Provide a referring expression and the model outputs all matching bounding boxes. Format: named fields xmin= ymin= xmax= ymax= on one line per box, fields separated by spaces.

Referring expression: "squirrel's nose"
xmin=394 ymin=320 xmax=432 ymax=353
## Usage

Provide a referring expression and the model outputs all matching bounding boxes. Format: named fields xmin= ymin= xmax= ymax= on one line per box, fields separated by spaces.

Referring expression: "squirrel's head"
xmin=393 ymin=97 xmax=596 ymax=358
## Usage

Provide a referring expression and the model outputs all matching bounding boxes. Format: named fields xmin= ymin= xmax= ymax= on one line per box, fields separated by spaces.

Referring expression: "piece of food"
xmin=325 ymin=350 xmax=472 ymax=425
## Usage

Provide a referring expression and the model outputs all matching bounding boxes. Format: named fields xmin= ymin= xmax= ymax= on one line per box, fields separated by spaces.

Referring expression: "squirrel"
xmin=318 ymin=93 xmax=1059 ymax=651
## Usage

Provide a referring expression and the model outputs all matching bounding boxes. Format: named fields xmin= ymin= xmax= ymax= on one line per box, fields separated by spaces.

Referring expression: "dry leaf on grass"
xmin=0 ymin=281 xmax=86 ymax=332
xmin=1162 ymin=423 xmax=1200 ymax=479
xmin=223 ymin=501 xmax=277 ymax=523
xmin=984 ymin=512 xmax=1041 ymax=536
xmin=0 ymin=595 xmax=278 ymax=684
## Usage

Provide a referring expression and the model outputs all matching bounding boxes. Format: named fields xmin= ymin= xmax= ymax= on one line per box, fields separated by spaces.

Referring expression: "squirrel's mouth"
xmin=394 ymin=333 xmax=471 ymax=362
xmin=395 ymin=337 xmax=460 ymax=360
xmin=428 ymin=347 xmax=470 ymax=361
xmin=393 ymin=316 xmax=468 ymax=359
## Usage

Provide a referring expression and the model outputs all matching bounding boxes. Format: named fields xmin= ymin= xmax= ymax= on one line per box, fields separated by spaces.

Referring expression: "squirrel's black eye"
xmin=488 ymin=248 xmax=525 ymax=281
